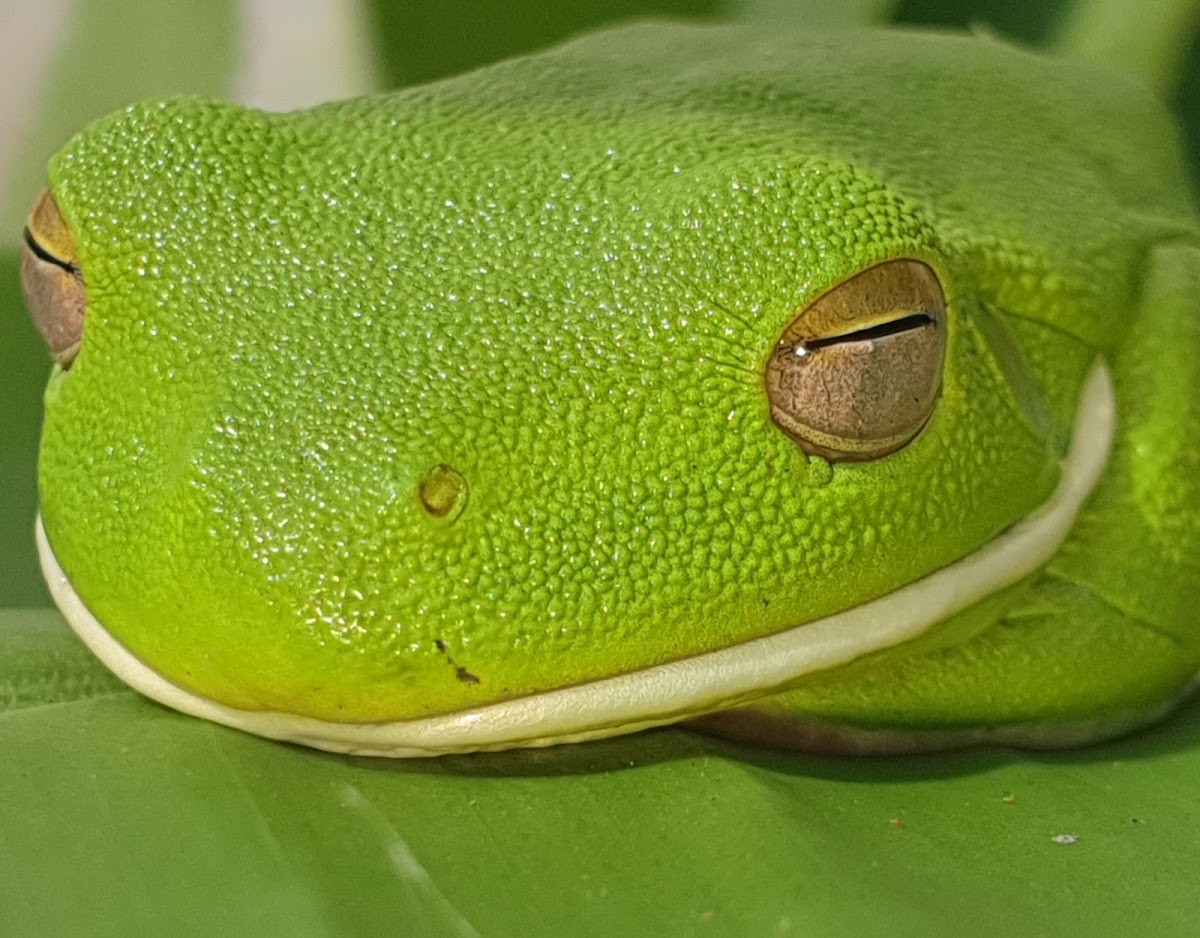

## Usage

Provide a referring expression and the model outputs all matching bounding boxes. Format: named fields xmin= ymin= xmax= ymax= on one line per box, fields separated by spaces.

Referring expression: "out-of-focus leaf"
xmin=0 ymin=252 xmax=50 ymax=606
xmin=735 ymin=0 xmax=900 ymax=27
xmin=364 ymin=0 xmax=725 ymax=89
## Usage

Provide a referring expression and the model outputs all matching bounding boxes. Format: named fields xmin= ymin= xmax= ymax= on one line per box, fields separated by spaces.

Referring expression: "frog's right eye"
xmin=21 ymin=188 xmax=87 ymax=367
xmin=765 ymin=259 xmax=946 ymax=462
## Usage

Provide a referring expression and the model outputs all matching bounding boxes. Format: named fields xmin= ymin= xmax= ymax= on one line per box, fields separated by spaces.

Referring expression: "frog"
xmin=19 ymin=22 xmax=1200 ymax=756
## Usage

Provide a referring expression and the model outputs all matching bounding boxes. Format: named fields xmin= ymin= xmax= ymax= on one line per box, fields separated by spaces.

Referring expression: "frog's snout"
xmin=20 ymin=188 xmax=86 ymax=366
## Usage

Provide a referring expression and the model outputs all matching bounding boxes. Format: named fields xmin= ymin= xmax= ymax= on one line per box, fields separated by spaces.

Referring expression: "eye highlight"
xmin=765 ymin=259 xmax=946 ymax=462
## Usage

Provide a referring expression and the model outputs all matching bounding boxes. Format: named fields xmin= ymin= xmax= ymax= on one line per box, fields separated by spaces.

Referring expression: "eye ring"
xmin=765 ymin=259 xmax=946 ymax=462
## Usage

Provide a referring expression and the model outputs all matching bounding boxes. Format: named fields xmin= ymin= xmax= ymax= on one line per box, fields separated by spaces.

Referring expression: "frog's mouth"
xmin=39 ymin=362 xmax=1116 ymax=757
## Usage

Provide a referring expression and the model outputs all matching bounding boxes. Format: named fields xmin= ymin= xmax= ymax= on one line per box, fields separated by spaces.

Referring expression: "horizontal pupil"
xmin=22 ymin=227 xmax=80 ymax=275
xmin=802 ymin=312 xmax=934 ymax=352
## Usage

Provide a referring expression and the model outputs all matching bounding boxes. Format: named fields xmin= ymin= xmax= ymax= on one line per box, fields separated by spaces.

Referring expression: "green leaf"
xmin=2 ymin=609 xmax=1200 ymax=937
xmin=732 ymin=0 xmax=900 ymax=28
xmin=0 ymin=251 xmax=51 ymax=606
xmin=365 ymin=0 xmax=726 ymax=89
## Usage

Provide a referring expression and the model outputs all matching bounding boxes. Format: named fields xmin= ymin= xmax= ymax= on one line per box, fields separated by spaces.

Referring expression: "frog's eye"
xmin=765 ymin=259 xmax=946 ymax=462
xmin=21 ymin=188 xmax=87 ymax=367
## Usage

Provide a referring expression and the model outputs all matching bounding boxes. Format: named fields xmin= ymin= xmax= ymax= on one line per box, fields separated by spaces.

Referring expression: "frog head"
xmin=25 ymin=25 xmax=1185 ymax=754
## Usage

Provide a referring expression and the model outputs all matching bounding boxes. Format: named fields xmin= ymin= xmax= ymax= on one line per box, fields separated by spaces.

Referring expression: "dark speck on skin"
xmin=433 ymin=638 xmax=480 ymax=684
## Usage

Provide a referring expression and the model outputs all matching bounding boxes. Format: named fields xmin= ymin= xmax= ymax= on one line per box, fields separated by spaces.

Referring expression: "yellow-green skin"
xmin=37 ymin=24 xmax=1200 ymax=739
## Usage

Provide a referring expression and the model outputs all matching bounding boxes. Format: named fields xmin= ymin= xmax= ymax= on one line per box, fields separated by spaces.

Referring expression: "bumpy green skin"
xmin=38 ymin=24 xmax=1200 ymax=732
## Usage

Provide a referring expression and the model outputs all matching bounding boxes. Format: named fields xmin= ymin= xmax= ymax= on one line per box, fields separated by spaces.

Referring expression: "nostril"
xmin=419 ymin=464 xmax=469 ymax=521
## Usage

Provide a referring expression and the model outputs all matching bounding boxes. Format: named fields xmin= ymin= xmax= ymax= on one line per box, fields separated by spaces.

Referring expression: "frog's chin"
xmin=42 ymin=362 xmax=1118 ymax=758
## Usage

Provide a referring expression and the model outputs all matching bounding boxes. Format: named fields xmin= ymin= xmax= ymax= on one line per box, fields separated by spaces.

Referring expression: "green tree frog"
xmin=20 ymin=23 xmax=1200 ymax=756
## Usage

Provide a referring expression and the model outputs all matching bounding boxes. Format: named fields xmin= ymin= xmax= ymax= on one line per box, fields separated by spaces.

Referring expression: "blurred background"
xmin=3 ymin=0 xmax=1197 ymax=605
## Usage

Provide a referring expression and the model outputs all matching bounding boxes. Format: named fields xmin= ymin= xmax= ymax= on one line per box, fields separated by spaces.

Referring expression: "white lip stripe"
xmin=40 ymin=362 xmax=1116 ymax=756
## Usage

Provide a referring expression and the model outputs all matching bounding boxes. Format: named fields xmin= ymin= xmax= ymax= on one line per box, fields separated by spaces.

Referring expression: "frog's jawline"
xmin=42 ymin=363 xmax=1117 ymax=757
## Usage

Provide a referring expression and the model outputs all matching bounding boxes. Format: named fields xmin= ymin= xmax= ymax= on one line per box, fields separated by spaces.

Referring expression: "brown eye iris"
xmin=20 ymin=188 xmax=87 ymax=367
xmin=765 ymin=259 xmax=946 ymax=462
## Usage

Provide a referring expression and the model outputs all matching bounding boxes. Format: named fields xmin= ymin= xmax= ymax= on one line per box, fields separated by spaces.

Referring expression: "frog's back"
xmin=381 ymin=22 xmax=1192 ymax=248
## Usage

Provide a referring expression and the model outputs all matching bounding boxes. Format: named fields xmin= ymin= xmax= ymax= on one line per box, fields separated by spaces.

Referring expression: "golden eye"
xmin=765 ymin=259 xmax=946 ymax=462
xmin=20 ymin=188 xmax=87 ymax=367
